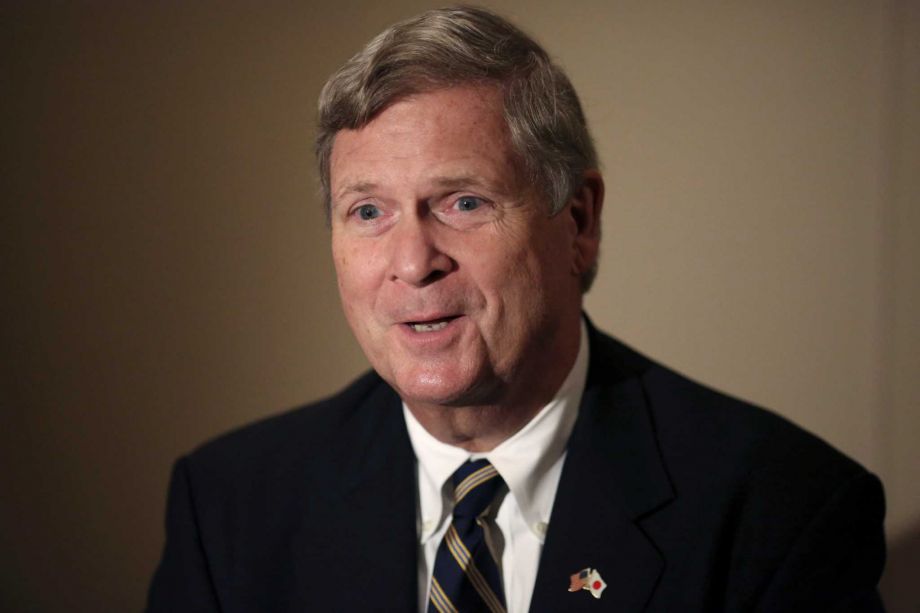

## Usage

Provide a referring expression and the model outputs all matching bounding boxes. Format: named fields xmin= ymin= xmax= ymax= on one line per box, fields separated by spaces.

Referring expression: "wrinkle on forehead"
xmin=329 ymin=84 xmax=528 ymax=207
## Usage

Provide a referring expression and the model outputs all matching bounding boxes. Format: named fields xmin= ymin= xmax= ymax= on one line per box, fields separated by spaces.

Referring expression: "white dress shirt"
xmin=403 ymin=320 xmax=589 ymax=613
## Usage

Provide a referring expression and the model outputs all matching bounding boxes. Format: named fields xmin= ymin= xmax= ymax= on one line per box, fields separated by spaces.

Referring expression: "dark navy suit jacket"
xmin=148 ymin=324 xmax=886 ymax=612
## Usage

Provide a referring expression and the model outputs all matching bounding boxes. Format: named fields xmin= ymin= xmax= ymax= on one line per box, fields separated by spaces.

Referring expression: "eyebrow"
xmin=334 ymin=175 xmax=494 ymax=203
xmin=334 ymin=181 xmax=378 ymax=201
xmin=431 ymin=175 xmax=489 ymax=191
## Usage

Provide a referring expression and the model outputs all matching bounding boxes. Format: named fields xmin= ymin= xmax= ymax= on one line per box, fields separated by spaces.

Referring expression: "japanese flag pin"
xmin=568 ymin=567 xmax=608 ymax=599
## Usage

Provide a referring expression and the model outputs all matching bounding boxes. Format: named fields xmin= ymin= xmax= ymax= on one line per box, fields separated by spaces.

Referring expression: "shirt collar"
xmin=403 ymin=319 xmax=590 ymax=543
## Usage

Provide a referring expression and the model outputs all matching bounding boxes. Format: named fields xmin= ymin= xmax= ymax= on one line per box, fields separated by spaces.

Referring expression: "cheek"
xmin=332 ymin=243 xmax=370 ymax=318
xmin=533 ymin=219 xmax=577 ymax=281
xmin=333 ymin=245 xmax=380 ymax=349
xmin=333 ymin=239 xmax=368 ymax=287
xmin=332 ymin=238 xmax=390 ymax=335
xmin=496 ymin=230 xmax=574 ymax=314
xmin=468 ymin=237 xmax=547 ymax=318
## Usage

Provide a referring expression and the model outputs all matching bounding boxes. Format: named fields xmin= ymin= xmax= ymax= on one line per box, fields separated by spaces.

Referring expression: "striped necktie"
xmin=428 ymin=459 xmax=507 ymax=613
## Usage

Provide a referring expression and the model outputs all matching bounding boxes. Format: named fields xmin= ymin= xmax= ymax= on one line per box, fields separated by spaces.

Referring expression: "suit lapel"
xmin=292 ymin=381 xmax=419 ymax=611
xmin=530 ymin=329 xmax=675 ymax=613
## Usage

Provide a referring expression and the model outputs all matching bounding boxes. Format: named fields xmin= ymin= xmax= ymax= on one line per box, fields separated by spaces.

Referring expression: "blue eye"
xmin=456 ymin=196 xmax=481 ymax=211
xmin=356 ymin=204 xmax=381 ymax=220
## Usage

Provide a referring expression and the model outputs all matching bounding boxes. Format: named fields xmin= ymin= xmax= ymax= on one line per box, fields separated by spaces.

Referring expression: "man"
xmin=148 ymin=6 xmax=886 ymax=612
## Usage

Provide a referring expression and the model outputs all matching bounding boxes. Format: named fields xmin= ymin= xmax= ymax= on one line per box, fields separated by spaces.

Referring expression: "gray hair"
xmin=316 ymin=5 xmax=600 ymax=289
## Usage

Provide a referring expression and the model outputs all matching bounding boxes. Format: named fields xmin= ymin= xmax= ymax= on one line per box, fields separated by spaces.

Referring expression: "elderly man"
xmin=148 ymin=6 xmax=885 ymax=612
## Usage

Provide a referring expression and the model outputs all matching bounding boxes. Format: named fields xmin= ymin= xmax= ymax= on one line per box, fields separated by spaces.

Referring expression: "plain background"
xmin=2 ymin=1 xmax=918 ymax=610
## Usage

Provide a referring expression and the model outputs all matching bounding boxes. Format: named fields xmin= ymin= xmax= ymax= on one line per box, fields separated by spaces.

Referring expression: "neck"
xmin=405 ymin=402 xmax=542 ymax=452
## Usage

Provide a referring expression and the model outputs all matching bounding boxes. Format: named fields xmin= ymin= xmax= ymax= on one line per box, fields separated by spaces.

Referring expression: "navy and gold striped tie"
xmin=428 ymin=459 xmax=506 ymax=613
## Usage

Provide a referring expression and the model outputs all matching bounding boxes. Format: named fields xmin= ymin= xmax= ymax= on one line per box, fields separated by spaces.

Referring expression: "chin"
xmin=394 ymin=379 xmax=471 ymax=408
xmin=390 ymin=366 xmax=496 ymax=408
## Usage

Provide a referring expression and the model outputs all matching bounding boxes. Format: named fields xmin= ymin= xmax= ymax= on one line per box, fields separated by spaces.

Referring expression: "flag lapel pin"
xmin=568 ymin=567 xmax=607 ymax=599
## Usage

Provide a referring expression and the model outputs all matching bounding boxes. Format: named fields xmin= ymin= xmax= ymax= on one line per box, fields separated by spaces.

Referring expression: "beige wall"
xmin=2 ymin=1 xmax=917 ymax=610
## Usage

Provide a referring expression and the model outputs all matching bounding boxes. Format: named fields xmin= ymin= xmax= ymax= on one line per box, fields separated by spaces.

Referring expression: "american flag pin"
xmin=568 ymin=567 xmax=607 ymax=599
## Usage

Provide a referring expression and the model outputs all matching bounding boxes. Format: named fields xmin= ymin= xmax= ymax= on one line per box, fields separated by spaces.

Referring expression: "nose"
xmin=388 ymin=213 xmax=453 ymax=287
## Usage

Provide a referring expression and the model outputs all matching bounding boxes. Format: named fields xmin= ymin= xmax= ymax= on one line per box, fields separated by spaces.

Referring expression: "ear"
xmin=567 ymin=170 xmax=604 ymax=279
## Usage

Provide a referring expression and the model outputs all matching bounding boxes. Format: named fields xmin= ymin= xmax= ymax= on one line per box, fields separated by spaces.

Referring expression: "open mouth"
xmin=405 ymin=315 xmax=460 ymax=333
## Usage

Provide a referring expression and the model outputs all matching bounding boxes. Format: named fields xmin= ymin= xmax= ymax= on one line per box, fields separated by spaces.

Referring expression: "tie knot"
xmin=450 ymin=459 xmax=503 ymax=519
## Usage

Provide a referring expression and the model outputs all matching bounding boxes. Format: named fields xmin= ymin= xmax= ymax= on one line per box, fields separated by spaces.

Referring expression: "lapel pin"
xmin=568 ymin=567 xmax=607 ymax=599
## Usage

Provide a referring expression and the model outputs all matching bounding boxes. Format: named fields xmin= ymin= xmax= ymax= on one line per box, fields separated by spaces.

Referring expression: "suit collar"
xmin=530 ymin=322 xmax=675 ymax=612
xmin=578 ymin=322 xmax=675 ymax=520
xmin=293 ymin=379 xmax=419 ymax=611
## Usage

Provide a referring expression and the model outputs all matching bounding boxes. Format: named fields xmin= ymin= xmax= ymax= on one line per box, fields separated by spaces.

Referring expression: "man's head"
xmin=318 ymin=7 xmax=603 ymax=420
xmin=316 ymin=5 xmax=600 ymax=289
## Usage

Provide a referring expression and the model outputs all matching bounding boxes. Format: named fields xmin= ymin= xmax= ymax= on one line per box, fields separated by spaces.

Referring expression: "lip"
xmin=399 ymin=312 xmax=461 ymax=326
xmin=394 ymin=313 xmax=466 ymax=351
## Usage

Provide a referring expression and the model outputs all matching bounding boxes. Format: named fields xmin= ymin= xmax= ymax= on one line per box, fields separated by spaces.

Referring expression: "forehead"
xmin=329 ymin=85 xmax=525 ymax=200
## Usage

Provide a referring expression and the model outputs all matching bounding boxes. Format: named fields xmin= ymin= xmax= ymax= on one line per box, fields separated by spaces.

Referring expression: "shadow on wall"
xmin=881 ymin=521 xmax=920 ymax=612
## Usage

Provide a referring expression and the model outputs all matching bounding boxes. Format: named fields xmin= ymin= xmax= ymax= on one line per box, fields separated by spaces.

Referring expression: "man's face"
xmin=329 ymin=85 xmax=590 ymax=410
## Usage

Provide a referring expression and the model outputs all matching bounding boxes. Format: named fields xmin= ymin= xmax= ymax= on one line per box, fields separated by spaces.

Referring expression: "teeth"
xmin=410 ymin=321 xmax=449 ymax=332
